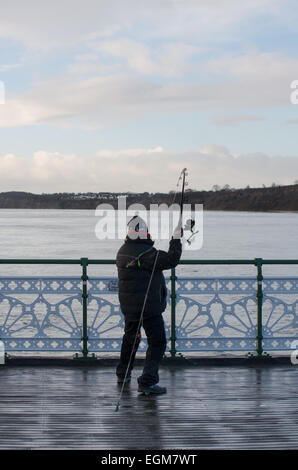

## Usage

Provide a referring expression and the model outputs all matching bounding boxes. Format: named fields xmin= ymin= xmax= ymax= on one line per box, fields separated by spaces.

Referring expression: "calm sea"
xmin=0 ymin=209 xmax=297 ymax=277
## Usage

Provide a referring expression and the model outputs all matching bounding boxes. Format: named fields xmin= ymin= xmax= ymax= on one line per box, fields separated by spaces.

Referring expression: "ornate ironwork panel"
xmin=175 ymin=277 xmax=257 ymax=352
xmin=262 ymin=277 xmax=298 ymax=351
xmin=0 ymin=277 xmax=82 ymax=351
xmin=0 ymin=273 xmax=297 ymax=355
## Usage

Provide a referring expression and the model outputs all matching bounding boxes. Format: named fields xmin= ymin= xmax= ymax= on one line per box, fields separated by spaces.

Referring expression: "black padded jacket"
xmin=116 ymin=237 xmax=182 ymax=320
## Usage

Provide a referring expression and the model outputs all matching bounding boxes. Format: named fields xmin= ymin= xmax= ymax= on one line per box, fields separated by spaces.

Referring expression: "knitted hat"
xmin=127 ymin=215 xmax=150 ymax=239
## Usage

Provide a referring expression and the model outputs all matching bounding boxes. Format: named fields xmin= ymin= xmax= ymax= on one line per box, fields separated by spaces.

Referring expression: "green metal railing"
xmin=0 ymin=258 xmax=298 ymax=359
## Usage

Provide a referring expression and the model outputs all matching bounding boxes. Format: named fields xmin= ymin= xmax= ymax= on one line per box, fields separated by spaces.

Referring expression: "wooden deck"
xmin=0 ymin=363 xmax=297 ymax=449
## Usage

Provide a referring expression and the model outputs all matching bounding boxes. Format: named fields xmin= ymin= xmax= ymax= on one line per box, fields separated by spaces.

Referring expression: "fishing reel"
xmin=184 ymin=218 xmax=199 ymax=245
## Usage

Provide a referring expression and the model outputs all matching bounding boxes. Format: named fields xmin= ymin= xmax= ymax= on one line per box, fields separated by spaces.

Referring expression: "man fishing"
xmin=116 ymin=215 xmax=182 ymax=395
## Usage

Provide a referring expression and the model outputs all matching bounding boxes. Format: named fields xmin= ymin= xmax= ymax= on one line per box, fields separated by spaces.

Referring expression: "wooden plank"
xmin=0 ymin=365 xmax=297 ymax=449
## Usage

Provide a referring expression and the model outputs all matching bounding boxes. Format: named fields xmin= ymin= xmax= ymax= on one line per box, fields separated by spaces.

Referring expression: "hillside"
xmin=0 ymin=185 xmax=298 ymax=211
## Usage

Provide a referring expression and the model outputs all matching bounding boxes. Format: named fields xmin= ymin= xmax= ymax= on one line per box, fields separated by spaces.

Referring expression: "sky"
xmin=0 ymin=0 xmax=298 ymax=193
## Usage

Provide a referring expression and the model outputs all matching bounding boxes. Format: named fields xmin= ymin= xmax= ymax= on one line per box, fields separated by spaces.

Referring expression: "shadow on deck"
xmin=0 ymin=361 xmax=297 ymax=449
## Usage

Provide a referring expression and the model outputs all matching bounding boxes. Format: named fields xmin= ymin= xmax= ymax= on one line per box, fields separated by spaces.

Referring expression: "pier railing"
xmin=0 ymin=259 xmax=297 ymax=359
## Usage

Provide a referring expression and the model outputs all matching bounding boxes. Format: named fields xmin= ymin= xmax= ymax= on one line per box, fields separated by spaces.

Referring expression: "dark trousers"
xmin=116 ymin=314 xmax=167 ymax=386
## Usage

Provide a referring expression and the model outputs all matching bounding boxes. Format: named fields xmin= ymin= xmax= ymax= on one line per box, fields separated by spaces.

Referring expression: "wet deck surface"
xmin=0 ymin=363 xmax=297 ymax=449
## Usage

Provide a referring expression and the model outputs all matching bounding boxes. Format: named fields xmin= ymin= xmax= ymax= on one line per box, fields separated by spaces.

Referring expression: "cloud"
xmin=0 ymin=0 xmax=296 ymax=148
xmin=0 ymin=0 xmax=297 ymax=198
xmin=0 ymin=62 xmax=22 ymax=72
xmin=0 ymin=50 xmax=294 ymax=130
xmin=0 ymin=0 xmax=281 ymax=50
xmin=0 ymin=1 xmax=295 ymax=130
xmin=0 ymin=75 xmax=164 ymax=128
xmin=1 ymin=146 xmax=297 ymax=193
xmin=96 ymin=147 xmax=164 ymax=158
xmin=208 ymin=51 xmax=298 ymax=79
xmin=95 ymin=38 xmax=200 ymax=77
xmin=211 ymin=114 xmax=264 ymax=126
xmin=0 ymin=81 xmax=5 ymax=104
xmin=0 ymin=1 xmax=124 ymax=50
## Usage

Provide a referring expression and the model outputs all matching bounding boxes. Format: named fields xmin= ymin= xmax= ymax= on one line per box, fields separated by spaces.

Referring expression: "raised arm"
xmin=138 ymin=238 xmax=182 ymax=271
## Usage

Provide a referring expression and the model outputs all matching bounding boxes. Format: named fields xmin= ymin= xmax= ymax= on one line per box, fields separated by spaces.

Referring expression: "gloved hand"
xmin=172 ymin=223 xmax=183 ymax=239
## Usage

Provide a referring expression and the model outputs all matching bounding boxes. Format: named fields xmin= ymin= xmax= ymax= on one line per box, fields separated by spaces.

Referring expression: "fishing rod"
xmin=171 ymin=167 xmax=187 ymax=234
xmin=174 ymin=168 xmax=198 ymax=244
xmin=179 ymin=168 xmax=187 ymax=221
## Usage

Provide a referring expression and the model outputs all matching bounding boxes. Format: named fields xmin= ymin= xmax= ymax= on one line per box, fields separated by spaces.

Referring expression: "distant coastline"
xmin=0 ymin=184 xmax=298 ymax=211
